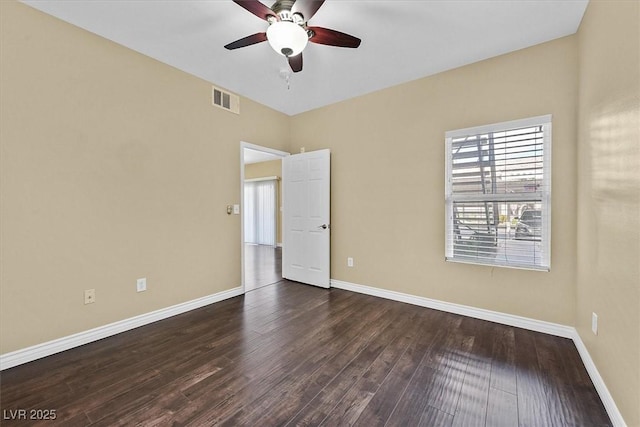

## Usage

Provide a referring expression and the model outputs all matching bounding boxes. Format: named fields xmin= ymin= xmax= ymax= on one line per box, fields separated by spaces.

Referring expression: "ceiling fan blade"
xmin=291 ymin=0 xmax=325 ymax=21
xmin=308 ymin=26 xmax=361 ymax=48
xmin=232 ymin=0 xmax=275 ymax=21
xmin=288 ymin=53 xmax=303 ymax=73
xmin=224 ymin=32 xmax=268 ymax=50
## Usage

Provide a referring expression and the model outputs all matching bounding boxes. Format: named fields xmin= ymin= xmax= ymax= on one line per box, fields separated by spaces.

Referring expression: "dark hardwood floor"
xmin=244 ymin=244 xmax=282 ymax=290
xmin=0 ymin=281 xmax=610 ymax=426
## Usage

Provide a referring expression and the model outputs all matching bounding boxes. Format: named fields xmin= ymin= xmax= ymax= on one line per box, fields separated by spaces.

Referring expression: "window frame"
xmin=445 ymin=115 xmax=552 ymax=271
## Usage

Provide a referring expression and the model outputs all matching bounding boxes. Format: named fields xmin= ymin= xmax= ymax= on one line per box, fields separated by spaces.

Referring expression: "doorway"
xmin=241 ymin=142 xmax=289 ymax=292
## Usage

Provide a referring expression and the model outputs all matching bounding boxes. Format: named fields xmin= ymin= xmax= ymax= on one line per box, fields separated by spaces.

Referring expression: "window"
xmin=244 ymin=178 xmax=277 ymax=246
xmin=445 ymin=115 xmax=551 ymax=270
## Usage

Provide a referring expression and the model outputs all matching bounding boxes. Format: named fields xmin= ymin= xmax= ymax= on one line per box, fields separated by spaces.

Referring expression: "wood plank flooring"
xmin=244 ymin=244 xmax=282 ymax=290
xmin=0 ymin=281 xmax=611 ymax=426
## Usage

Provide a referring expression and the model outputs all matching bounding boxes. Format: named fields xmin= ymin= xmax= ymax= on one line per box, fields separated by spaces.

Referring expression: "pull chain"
xmin=280 ymin=69 xmax=291 ymax=90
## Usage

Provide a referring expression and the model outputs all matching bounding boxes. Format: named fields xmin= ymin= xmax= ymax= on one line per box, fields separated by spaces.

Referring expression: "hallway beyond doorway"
xmin=244 ymin=244 xmax=282 ymax=290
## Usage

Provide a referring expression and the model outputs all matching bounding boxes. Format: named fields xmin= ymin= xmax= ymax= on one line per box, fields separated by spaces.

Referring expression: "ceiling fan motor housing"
xmin=271 ymin=0 xmax=298 ymax=18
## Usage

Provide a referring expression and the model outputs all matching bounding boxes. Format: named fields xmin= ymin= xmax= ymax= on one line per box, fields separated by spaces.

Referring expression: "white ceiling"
xmin=22 ymin=0 xmax=588 ymax=116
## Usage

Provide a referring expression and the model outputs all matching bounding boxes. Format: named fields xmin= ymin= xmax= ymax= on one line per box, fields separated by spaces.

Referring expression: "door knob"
xmin=318 ymin=224 xmax=329 ymax=229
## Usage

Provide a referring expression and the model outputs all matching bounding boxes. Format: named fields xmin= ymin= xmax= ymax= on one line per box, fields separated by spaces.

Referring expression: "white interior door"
xmin=282 ymin=149 xmax=331 ymax=288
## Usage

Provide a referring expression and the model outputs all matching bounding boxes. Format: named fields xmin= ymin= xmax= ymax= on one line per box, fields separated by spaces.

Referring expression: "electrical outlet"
xmin=137 ymin=277 xmax=147 ymax=292
xmin=592 ymin=312 xmax=598 ymax=335
xmin=84 ymin=289 xmax=95 ymax=305
xmin=347 ymin=257 xmax=354 ymax=267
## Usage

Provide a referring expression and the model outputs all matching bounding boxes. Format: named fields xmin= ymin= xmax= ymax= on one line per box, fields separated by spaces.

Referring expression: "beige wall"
xmin=291 ymin=36 xmax=579 ymax=325
xmin=244 ymin=160 xmax=283 ymax=245
xmin=576 ymin=1 xmax=640 ymax=425
xmin=0 ymin=1 xmax=290 ymax=353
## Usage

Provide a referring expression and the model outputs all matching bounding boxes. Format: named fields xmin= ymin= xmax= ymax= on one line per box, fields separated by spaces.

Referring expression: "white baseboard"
xmin=0 ymin=286 xmax=243 ymax=371
xmin=331 ymin=279 xmax=574 ymax=337
xmin=570 ymin=331 xmax=627 ymax=427
xmin=330 ymin=279 xmax=627 ymax=427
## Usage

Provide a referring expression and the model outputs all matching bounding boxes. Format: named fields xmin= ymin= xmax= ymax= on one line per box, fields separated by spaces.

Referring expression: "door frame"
xmin=240 ymin=141 xmax=290 ymax=293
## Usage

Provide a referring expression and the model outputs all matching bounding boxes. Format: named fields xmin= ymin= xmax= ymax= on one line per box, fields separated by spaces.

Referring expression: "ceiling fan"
xmin=224 ymin=0 xmax=361 ymax=73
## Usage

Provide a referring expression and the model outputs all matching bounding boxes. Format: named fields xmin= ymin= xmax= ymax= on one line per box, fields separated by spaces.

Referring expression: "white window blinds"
xmin=445 ymin=115 xmax=551 ymax=270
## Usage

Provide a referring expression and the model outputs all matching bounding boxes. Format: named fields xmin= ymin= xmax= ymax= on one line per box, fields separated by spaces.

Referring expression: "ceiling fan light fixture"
xmin=266 ymin=21 xmax=308 ymax=57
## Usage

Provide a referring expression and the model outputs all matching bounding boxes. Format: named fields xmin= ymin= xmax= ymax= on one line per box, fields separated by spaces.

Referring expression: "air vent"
xmin=212 ymin=86 xmax=240 ymax=114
